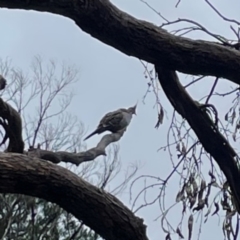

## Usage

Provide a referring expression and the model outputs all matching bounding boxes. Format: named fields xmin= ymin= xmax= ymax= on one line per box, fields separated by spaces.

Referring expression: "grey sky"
xmin=0 ymin=0 xmax=239 ymax=239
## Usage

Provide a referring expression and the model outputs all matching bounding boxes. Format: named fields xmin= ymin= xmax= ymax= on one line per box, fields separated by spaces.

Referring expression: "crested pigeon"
xmin=84 ymin=104 xmax=137 ymax=141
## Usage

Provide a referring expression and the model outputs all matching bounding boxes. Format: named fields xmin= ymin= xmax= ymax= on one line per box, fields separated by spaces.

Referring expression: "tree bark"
xmin=0 ymin=153 xmax=148 ymax=240
xmin=0 ymin=0 xmax=240 ymax=84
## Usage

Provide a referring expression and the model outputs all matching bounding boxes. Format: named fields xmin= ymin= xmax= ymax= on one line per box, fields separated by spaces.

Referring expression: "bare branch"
xmin=28 ymin=128 xmax=127 ymax=165
xmin=204 ymin=0 xmax=240 ymax=26
xmin=161 ymin=18 xmax=228 ymax=43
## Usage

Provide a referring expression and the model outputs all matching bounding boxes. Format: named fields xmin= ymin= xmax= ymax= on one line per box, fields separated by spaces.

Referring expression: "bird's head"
xmin=127 ymin=103 xmax=137 ymax=115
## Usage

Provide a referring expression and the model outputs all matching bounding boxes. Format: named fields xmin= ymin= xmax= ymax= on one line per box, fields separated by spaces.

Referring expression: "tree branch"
xmin=0 ymin=75 xmax=7 ymax=90
xmin=0 ymin=98 xmax=24 ymax=153
xmin=28 ymin=128 xmax=127 ymax=165
xmin=155 ymin=64 xmax=240 ymax=213
xmin=0 ymin=0 xmax=240 ymax=83
xmin=0 ymin=153 xmax=148 ymax=240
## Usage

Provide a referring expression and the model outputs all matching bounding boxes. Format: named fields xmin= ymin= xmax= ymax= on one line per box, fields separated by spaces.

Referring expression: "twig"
xmin=161 ymin=18 xmax=229 ymax=44
xmin=215 ymin=87 xmax=240 ymax=97
xmin=184 ymin=76 xmax=205 ymax=89
xmin=205 ymin=77 xmax=219 ymax=104
xmin=204 ymin=0 xmax=240 ymax=26
xmin=139 ymin=0 xmax=168 ymax=22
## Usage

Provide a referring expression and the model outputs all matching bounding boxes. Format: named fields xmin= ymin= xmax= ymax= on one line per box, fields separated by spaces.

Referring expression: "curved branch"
xmin=155 ymin=64 xmax=240 ymax=213
xmin=0 ymin=98 xmax=24 ymax=153
xmin=28 ymin=128 xmax=126 ymax=165
xmin=0 ymin=0 xmax=240 ymax=83
xmin=0 ymin=153 xmax=148 ymax=240
xmin=0 ymin=75 xmax=7 ymax=90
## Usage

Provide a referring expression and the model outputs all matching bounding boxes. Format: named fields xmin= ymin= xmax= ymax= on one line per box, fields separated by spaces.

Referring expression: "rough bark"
xmin=0 ymin=0 xmax=240 ymax=84
xmin=0 ymin=153 xmax=148 ymax=240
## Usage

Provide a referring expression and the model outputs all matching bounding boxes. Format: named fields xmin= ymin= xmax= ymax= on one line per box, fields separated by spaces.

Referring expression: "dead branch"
xmin=28 ymin=128 xmax=127 ymax=165
xmin=0 ymin=153 xmax=148 ymax=240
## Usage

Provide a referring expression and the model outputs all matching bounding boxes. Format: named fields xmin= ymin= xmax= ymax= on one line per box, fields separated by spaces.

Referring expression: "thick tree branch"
xmin=155 ymin=64 xmax=240 ymax=213
xmin=28 ymin=128 xmax=126 ymax=165
xmin=0 ymin=75 xmax=7 ymax=90
xmin=1 ymin=0 xmax=240 ymax=83
xmin=0 ymin=153 xmax=148 ymax=240
xmin=0 ymin=98 xmax=24 ymax=153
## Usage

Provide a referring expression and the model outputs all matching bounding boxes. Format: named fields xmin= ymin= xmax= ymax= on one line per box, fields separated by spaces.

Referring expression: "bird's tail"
xmin=83 ymin=129 xmax=99 ymax=141
xmin=83 ymin=127 xmax=105 ymax=141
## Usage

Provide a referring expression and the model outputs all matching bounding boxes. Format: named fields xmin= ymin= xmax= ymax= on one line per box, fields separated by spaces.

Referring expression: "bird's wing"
xmin=98 ymin=109 xmax=125 ymax=128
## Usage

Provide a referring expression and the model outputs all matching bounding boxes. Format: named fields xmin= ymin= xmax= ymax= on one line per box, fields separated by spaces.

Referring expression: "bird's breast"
xmin=122 ymin=112 xmax=132 ymax=126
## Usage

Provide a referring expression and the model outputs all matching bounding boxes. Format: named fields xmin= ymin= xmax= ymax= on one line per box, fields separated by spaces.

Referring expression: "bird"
xmin=84 ymin=104 xmax=137 ymax=141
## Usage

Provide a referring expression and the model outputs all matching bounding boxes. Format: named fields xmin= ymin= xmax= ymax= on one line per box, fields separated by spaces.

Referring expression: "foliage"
xmin=0 ymin=194 xmax=100 ymax=240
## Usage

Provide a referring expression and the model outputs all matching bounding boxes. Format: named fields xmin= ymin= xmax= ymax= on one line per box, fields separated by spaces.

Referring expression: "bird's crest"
xmin=127 ymin=101 xmax=137 ymax=115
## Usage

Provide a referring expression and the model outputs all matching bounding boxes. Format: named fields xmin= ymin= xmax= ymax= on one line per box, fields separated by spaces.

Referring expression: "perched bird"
xmin=84 ymin=104 xmax=137 ymax=141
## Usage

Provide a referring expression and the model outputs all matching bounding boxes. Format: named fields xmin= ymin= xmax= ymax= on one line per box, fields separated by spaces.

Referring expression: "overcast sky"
xmin=0 ymin=0 xmax=240 ymax=239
